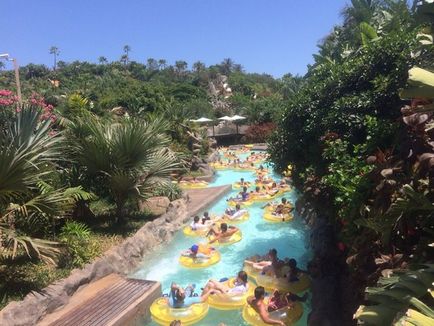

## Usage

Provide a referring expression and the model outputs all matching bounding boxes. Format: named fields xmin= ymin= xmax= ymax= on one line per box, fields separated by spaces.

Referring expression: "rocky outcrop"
xmin=296 ymin=197 xmax=355 ymax=326
xmin=138 ymin=196 xmax=170 ymax=216
xmin=0 ymin=199 xmax=189 ymax=326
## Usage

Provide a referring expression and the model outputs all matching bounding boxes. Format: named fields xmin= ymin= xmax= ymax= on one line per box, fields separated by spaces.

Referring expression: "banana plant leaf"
xmin=400 ymin=67 xmax=434 ymax=99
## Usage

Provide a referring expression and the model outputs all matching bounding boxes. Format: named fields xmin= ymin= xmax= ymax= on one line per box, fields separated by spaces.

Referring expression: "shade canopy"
xmin=190 ymin=117 xmax=213 ymax=123
xmin=218 ymin=116 xmax=232 ymax=121
xmin=231 ymin=115 xmax=246 ymax=121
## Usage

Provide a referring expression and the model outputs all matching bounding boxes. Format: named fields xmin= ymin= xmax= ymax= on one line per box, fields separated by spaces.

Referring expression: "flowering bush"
xmin=244 ymin=122 xmax=276 ymax=143
xmin=0 ymin=89 xmax=18 ymax=107
xmin=29 ymin=93 xmax=56 ymax=123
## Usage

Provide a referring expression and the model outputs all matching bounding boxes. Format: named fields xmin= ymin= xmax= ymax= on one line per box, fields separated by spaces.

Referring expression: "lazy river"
xmin=132 ymin=151 xmax=312 ymax=325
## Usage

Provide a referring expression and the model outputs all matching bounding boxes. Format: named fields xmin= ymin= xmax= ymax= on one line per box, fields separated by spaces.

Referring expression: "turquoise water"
xmin=132 ymin=153 xmax=312 ymax=325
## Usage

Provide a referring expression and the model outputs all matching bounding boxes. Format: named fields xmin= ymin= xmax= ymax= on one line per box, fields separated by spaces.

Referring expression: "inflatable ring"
xmin=227 ymin=199 xmax=253 ymax=207
xmin=183 ymin=226 xmax=209 ymax=237
xmin=208 ymin=278 xmax=254 ymax=310
xmin=255 ymin=272 xmax=311 ymax=293
xmin=179 ymin=250 xmax=221 ymax=269
xmin=233 ymin=181 xmax=252 ymax=189
xmin=234 ymin=166 xmax=256 ymax=172
xmin=210 ymin=163 xmax=230 ymax=170
xmin=278 ymin=185 xmax=292 ymax=193
xmin=264 ymin=205 xmax=292 ymax=213
xmin=208 ymin=230 xmax=242 ymax=246
xmin=221 ymin=211 xmax=250 ymax=224
xmin=263 ymin=211 xmax=293 ymax=223
xmin=150 ymin=297 xmax=209 ymax=326
xmin=242 ymin=300 xmax=303 ymax=325
xmin=179 ymin=181 xmax=208 ymax=189
xmin=250 ymin=193 xmax=279 ymax=202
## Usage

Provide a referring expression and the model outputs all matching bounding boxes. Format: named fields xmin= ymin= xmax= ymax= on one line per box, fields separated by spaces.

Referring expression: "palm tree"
xmin=98 ymin=56 xmax=108 ymax=64
xmin=158 ymin=59 xmax=167 ymax=70
xmin=68 ymin=116 xmax=179 ymax=223
xmin=147 ymin=58 xmax=158 ymax=71
xmin=219 ymin=58 xmax=234 ymax=75
xmin=192 ymin=61 xmax=206 ymax=73
xmin=120 ymin=54 xmax=128 ymax=66
xmin=0 ymin=106 xmax=90 ymax=263
xmin=123 ymin=45 xmax=131 ymax=64
xmin=49 ymin=46 xmax=60 ymax=70
xmin=175 ymin=60 xmax=188 ymax=77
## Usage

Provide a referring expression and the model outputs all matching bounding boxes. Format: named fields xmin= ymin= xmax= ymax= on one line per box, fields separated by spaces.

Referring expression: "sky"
xmin=2 ymin=0 xmax=349 ymax=77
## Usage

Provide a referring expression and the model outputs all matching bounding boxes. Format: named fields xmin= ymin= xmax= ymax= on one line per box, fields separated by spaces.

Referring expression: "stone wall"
xmin=0 ymin=199 xmax=189 ymax=326
xmin=296 ymin=197 xmax=355 ymax=326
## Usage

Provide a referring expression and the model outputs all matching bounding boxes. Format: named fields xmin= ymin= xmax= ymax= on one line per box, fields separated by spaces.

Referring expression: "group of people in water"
xmin=170 ymin=248 xmax=308 ymax=325
xmin=167 ymin=147 xmax=304 ymax=325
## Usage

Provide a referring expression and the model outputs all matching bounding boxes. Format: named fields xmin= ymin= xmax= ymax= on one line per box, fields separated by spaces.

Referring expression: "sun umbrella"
xmin=230 ymin=115 xmax=246 ymax=121
xmin=230 ymin=115 xmax=246 ymax=134
xmin=195 ymin=117 xmax=213 ymax=122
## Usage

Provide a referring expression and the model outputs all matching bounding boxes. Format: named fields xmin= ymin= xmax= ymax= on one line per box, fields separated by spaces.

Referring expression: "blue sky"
xmin=2 ymin=0 xmax=348 ymax=77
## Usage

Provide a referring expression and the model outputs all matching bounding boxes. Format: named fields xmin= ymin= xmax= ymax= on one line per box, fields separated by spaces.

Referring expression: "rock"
xmin=139 ymin=196 xmax=170 ymax=216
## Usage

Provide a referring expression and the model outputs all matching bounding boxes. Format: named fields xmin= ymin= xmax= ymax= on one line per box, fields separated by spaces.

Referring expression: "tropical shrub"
xmin=152 ymin=182 xmax=182 ymax=201
xmin=0 ymin=107 xmax=89 ymax=264
xmin=59 ymin=221 xmax=93 ymax=267
xmin=68 ymin=115 xmax=180 ymax=223
xmin=355 ymin=264 xmax=434 ymax=325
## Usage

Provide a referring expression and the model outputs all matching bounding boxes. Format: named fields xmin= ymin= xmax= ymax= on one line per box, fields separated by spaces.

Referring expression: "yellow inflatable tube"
xmin=179 ymin=181 xmax=208 ymax=189
xmin=150 ymin=297 xmax=209 ymax=326
xmin=208 ymin=230 xmax=242 ymax=246
xmin=233 ymin=181 xmax=252 ymax=189
xmin=183 ymin=226 xmax=209 ymax=237
xmin=278 ymin=185 xmax=292 ymax=193
xmin=208 ymin=278 xmax=254 ymax=310
xmin=221 ymin=211 xmax=250 ymax=223
xmin=242 ymin=300 xmax=303 ymax=325
xmin=255 ymin=273 xmax=311 ymax=293
xmin=210 ymin=163 xmax=230 ymax=170
xmin=179 ymin=250 xmax=221 ymax=269
xmin=228 ymin=199 xmax=253 ymax=207
xmin=263 ymin=211 xmax=293 ymax=223
xmin=250 ymin=193 xmax=278 ymax=202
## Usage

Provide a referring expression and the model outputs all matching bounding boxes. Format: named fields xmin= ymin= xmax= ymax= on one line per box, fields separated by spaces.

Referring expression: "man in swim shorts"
xmin=207 ymin=223 xmax=239 ymax=243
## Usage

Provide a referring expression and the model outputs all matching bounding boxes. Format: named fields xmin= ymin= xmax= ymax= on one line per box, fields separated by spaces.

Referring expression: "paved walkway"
xmin=185 ymin=184 xmax=232 ymax=216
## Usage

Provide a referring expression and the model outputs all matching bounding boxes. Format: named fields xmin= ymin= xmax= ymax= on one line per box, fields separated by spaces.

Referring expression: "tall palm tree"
xmin=147 ymin=58 xmax=158 ymax=71
xmin=175 ymin=61 xmax=188 ymax=78
xmin=68 ymin=116 xmax=179 ymax=223
xmin=158 ymin=59 xmax=167 ymax=70
xmin=123 ymin=45 xmax=131 ymax=64
xmin=49 ymin=46 xmax=60 ymax=70
xmin=220 ymin=58 xmax=234 ymax=75
xmin=98 ymin=56 xmax=108 ymax=64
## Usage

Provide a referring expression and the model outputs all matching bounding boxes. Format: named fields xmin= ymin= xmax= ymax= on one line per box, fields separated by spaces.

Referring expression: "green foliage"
xmin=354 ymin=264 xmax=434 ymax=325
xmin=59 ymin=221 xmax=95 ymax=267
xmin=0 ymin=107 xmax=66 ymax=263
xmin=322 ymin=139 xmax=373 ymax=218
xmin=152 ymin=182 xmax=182 ymax=201
xmin=68 ymin=115 xmax=180 ymax=222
